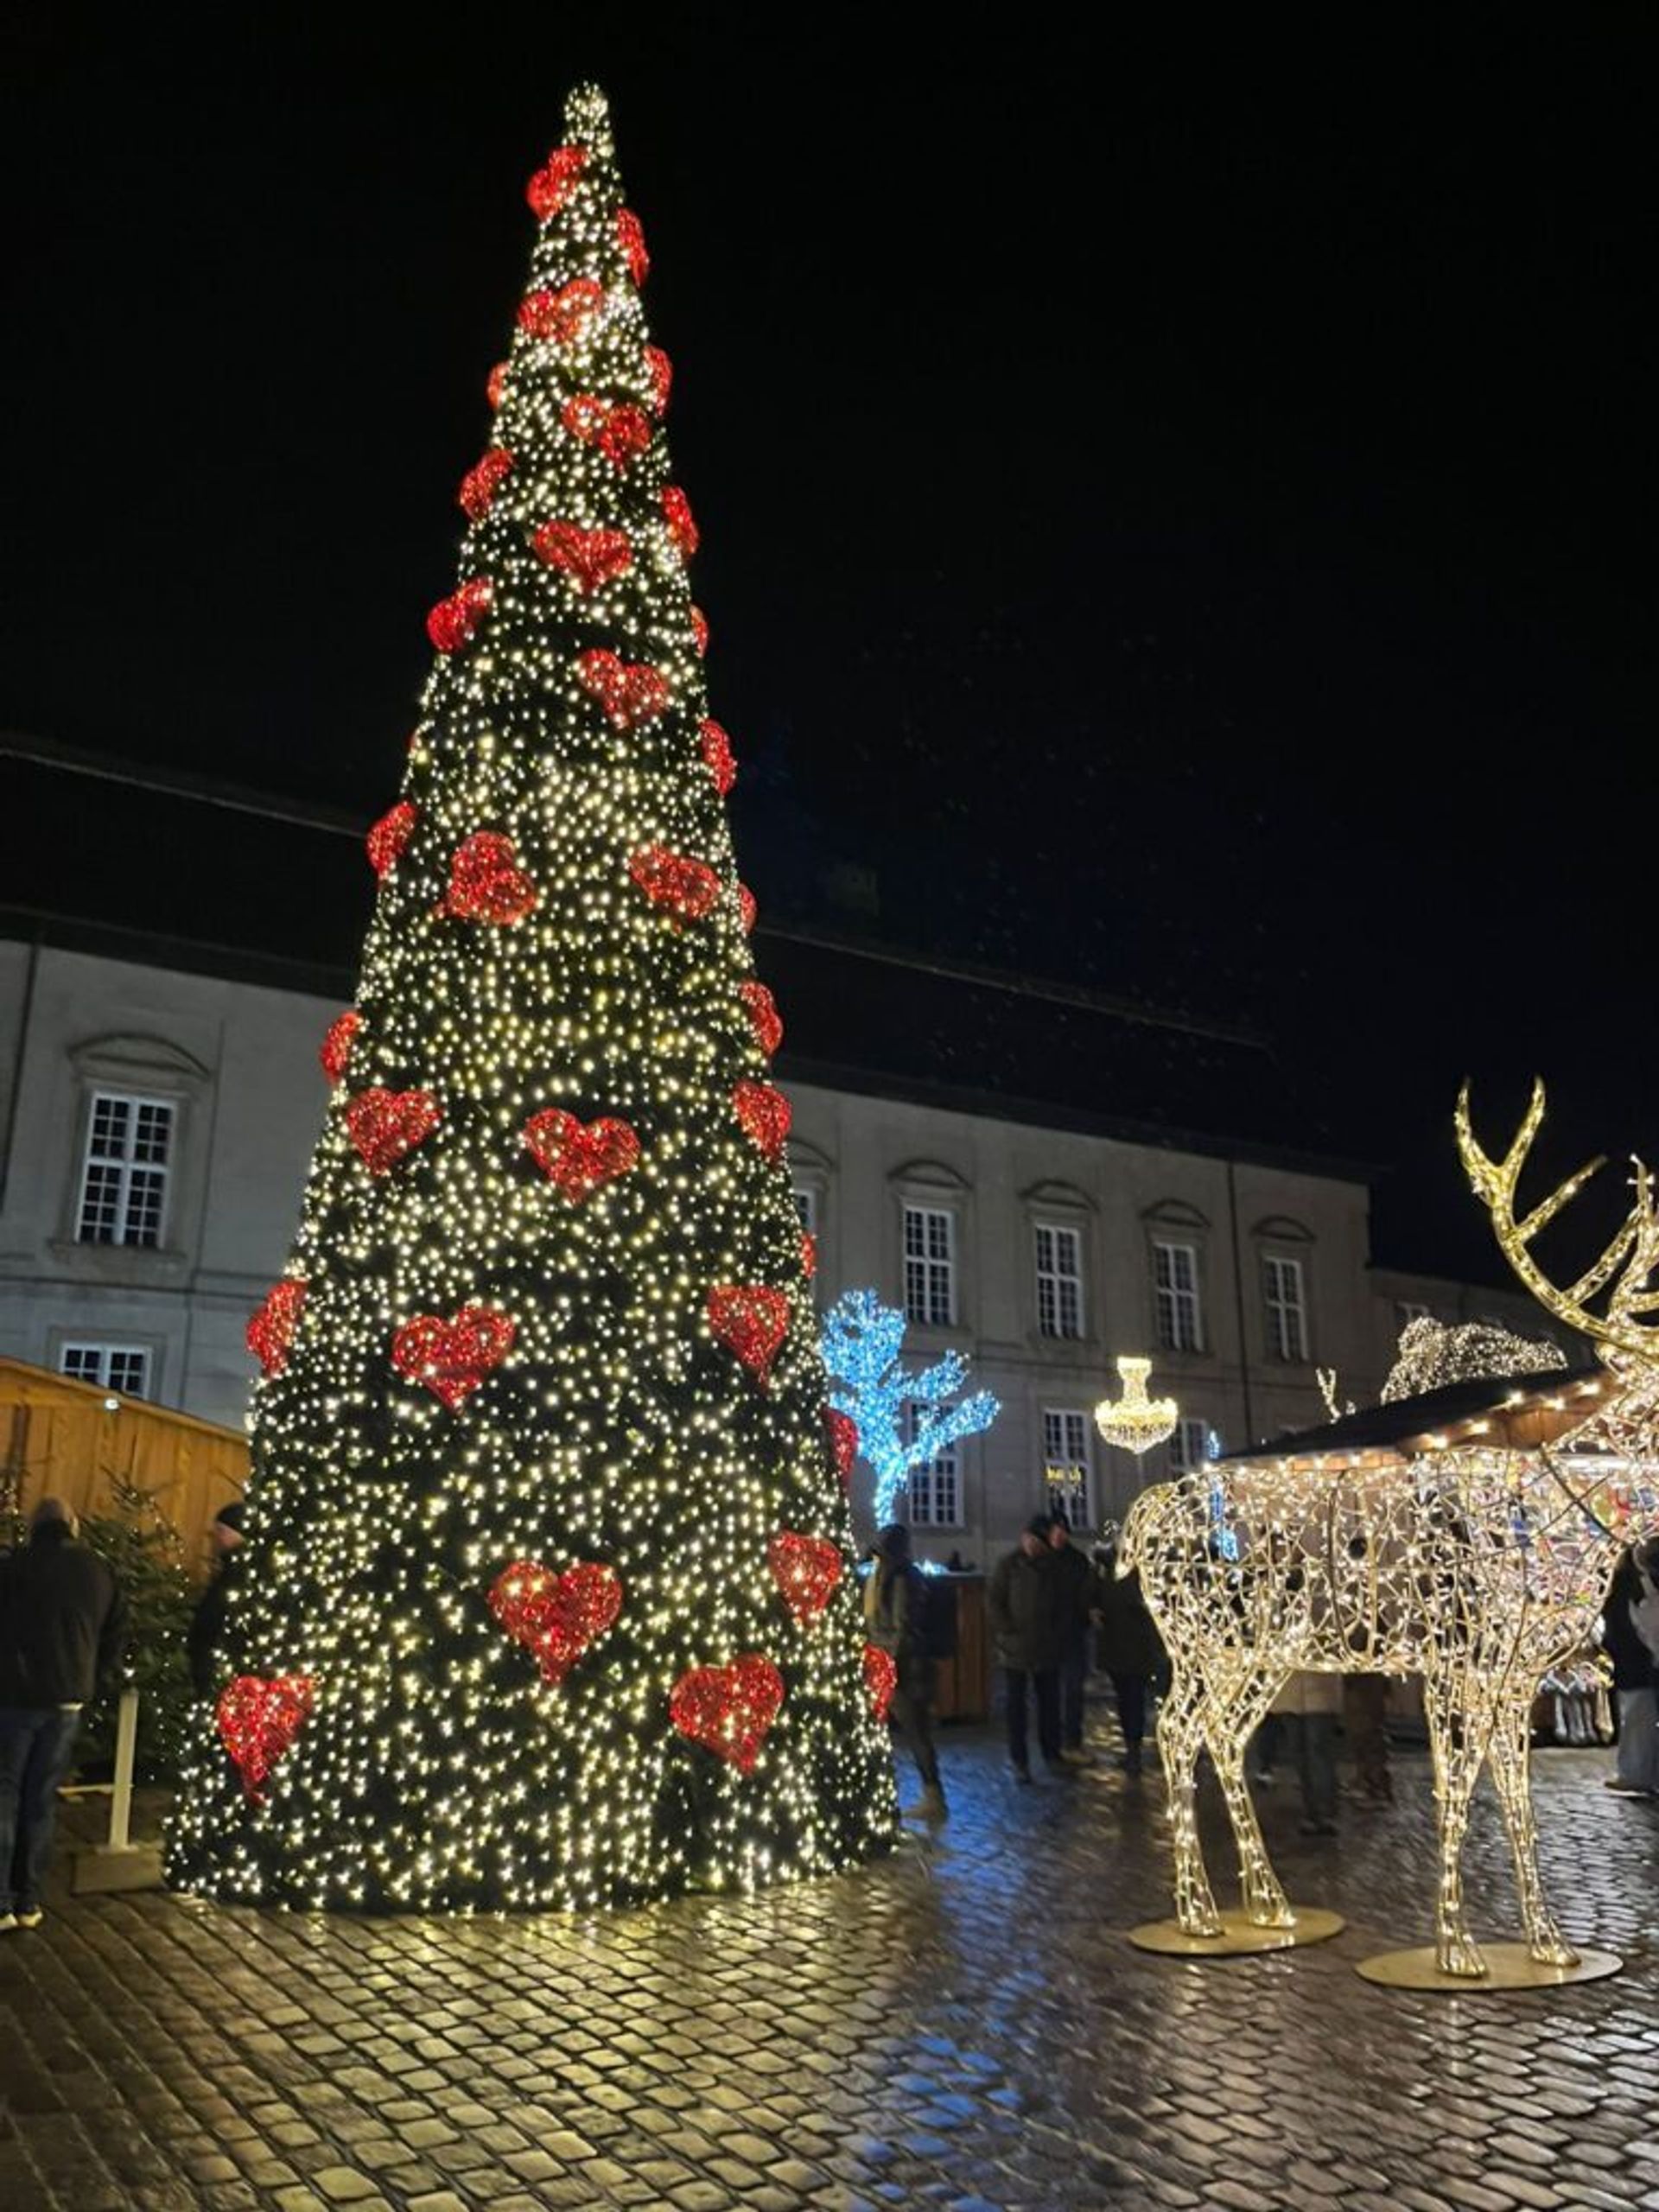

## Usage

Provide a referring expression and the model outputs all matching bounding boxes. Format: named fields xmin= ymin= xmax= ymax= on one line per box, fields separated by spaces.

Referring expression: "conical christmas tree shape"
xmin=167 ymin=85 xmax=898 ymax=1910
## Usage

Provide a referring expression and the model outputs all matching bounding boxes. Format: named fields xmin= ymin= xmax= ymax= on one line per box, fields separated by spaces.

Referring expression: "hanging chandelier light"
xmin=1094 ymin=1355 xmax=1179 ymax=1458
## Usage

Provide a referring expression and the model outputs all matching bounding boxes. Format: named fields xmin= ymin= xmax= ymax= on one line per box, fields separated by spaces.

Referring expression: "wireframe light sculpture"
xmin=1121 ymin=1082 xmax=1659 ymax=1978
xmin=1094 ymin=1356 xmax=1179 ymax=1457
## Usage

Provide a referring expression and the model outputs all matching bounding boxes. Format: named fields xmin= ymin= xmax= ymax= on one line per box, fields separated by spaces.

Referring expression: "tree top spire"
xmin=563 ymin=82 xmax=614 ymax=154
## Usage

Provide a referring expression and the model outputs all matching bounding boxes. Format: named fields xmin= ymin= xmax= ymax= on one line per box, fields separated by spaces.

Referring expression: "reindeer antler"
xmin=1456 ymin=1080 xmax=1659 ymax=1365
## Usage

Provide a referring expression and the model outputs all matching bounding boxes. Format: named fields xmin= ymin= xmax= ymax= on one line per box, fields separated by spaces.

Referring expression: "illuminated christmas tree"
xmin=167 ymin=84 xmax=898 ymax=1910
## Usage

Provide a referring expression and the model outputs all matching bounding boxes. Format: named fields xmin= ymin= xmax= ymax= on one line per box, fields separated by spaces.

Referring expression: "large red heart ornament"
xmin=699 ymin=718 xmax=736 ymax=796
xmin=824 ymin=1408 xmax=859 ymax=1491
xmin=660 ymin=484 xmax=698 ymax=560
xmin=630 ymin=846 xmax=720 ymax=922
xmin=670 ymin=1654 xmax=783 ymax=1772
xmin=534 ymin=519 xmax=632 ymax=594
xmin=458 ymin=448 xmax=513 ymax=521
xmin=523 ymin=1109 xmax=640 ymax=1200
xmin=319 ymin=1010 xmax=360 ymax=1084
xmin=736 ymin=883 xmax=757 ymax=934
xmin=518 ymin=277 xmax=603 ymax=344
xmin=246 ymin=1279 xmax=306 ymax=1378
xmin=643 ymin=344 xmax=672 ymax=416
xmin=444 ymin=832 xmax=538 ymax=925
xmin=768 ymin=1532 xmax=842 ymax=1627
xmin=733 ymin=1080 xmax=791 ymax=1161
xmin=366 ymin=800 xmax=416 ymax=880
xmin=525 ymin=143 xmax=587 ymax=221
xmin=739 ymin=981 xmax=783 ymax=1058
xmin=617 ymin=206 xmax=650 ymax=286
xmin=345 ymin=1088 xmax=442 ymax=1176
xmin=427 ymin=576 xmax=493 ymax=653
xmin=217 ymin=1674 xmax=314 ymax=1801
xmin=863 ymin=1644 xmax=898 ymax=1724
xmin=561 ymin=394 xmax=652 ymax=470
xmin=489 ymin=1560 xmax=621 ymax=1685
xmin=575 ymin=649 xmax=670 ymax=731
xmin=708 ymin=1284 xmax=790 ymax=1386
xmin=391 ymin=1307 xmax=515 ymax=1411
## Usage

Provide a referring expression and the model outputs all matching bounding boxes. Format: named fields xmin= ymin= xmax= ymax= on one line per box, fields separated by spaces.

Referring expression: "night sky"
xmin=3 ymin=19 xmax=1653 ymax=1281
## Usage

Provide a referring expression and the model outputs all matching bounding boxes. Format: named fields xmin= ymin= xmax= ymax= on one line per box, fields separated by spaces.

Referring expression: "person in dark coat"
xmin=1093 ymin=1542 xmax=1164 ymax=1775
xmin=0 ymin=1497 xmax=127 ymax=1930
xmin=862 ymin=1523 xmax=946 ymax=1820
xmin=187 ymin=1499 xmax=245 ymax=1699
xmin=987 ymin=1516 xmax=1065 ymax=1782
xmin=1047 ymin=1511 xmax=1096 ymax=1761
xmin=1602 ymin=1544 xmax=1659 ymax=1796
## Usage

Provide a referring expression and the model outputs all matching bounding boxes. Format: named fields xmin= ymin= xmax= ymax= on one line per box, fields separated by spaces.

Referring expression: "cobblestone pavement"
xmin=3 ymin=1719 xmax=1658 ymax=2212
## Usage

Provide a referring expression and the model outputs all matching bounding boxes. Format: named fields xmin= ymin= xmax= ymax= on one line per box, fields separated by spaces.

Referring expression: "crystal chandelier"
xmin=1094 ymin=1355 xmax=1179 ymax=1458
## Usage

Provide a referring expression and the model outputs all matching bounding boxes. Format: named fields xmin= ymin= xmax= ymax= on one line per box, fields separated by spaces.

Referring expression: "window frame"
xmin=1041 ymin=1405 xmax=1094 ymax=1530
xmin=1152 ymin=1236 xmax=1203 ymax=1354
xmin=75 ymin=1088 xmax=175 ymax=1250
xmin=903 ymin=1202 xmax=957 ymax=1330
xmin=1262 ymin=1252 xmax=1309 ymax=1363
xmin=904 ymin=1403 xmax=963 ymax=1529
xmin=1034 ymin=1219 xmax=1085 ymax=1341
xmin=1167 ymin=1416 xmax=1212 ymax=1476
xmin=60 ymin=1340 xmax=152 ymax=1400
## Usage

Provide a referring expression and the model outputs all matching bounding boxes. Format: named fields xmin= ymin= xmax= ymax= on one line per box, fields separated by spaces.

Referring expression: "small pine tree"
xmin=79 ymin=1477 xmax=195 ymax=1783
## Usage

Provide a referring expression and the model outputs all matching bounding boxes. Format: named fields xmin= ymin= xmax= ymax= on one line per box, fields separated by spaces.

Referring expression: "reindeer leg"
xmin=1489 ymin=1691 xmax=1579 ymax=1967
xmin=1210 ymin=1674 xmax=1294 ymax=1926
xmin=1157 ymin=1669 xmax=1222 ymax=1936
xmin=1424 ymin=1670 xmax=1488 ymax=1978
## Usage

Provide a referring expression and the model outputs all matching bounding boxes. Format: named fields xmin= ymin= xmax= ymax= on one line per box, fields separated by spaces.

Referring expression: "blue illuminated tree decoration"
xmin=819 ymin=1289 xmax=1000 ymax=1525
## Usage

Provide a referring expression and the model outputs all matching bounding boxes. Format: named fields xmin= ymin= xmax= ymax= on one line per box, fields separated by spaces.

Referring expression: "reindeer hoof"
xmin=1436 ymin=1934 xmax=1489 ymax=1979
xmin=1529 ymin=1935 xmax=1580 ymax=1969
xmin=1179 ymin=1911 xmax=1224 ymax=1940
xmin=1246 ymin=1897 xmax=1296 ymax=1929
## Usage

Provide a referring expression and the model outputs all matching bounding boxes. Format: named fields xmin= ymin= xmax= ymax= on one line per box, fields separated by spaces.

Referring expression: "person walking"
xmin=1603 ymin=1542 xmax=1659 ymax=1796
xmin=1048 ymin=1511 xmax=1096 ymax=1762
xmin=0 ymin=1497 xmax=128 ymax=1931
xmin=988 ymin=1516 xmax=1065 ymax=1783
xmin=863 ymin=1523 xmax=947 ymax=1821
xmin=187 ymin=1498 xmax=245 ymax=1698
xmin=1093 ymin=1541 xmax=1165 ymax=1776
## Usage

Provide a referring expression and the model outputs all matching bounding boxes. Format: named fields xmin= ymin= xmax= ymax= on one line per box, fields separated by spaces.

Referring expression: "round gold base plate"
xmin=1128 ymin=1905 xmax=1345 ymax=1956
xmin=1356 ymin=1942 xmax=1622 ymax=1992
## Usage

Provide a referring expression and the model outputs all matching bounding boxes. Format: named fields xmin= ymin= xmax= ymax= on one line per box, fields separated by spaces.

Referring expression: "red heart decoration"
xmin=518 ymin=277 xmax=603 ymax=344
xmin=643 ymin=344 xmax=672 ymax=416
xmin=575 ymin=648 xmax=671 ymax=731
xmin=319 ymin=1010 xmax=360 ymax=1084
xmin=523 ymin=1109 xmax=640 ymax=1200
xmin=366 ymin=800 xmax=416 ymax=880
xmin=800 ymin=1230 xmax=818 ymax=1280
xmin=486 ymin=360 xmax=509 ymax=410
xmin=246 ymin=1279 xmax=306 ymax=1377
xmin=617 ymin=206 xmax=650 ymax=286
xmin=671 ymin=1654 xmax=783 ymax=1772
xmin=458 ymin=448 xmax=513 ymax=521
xmin=560 ymin=395 xmax=652 ymax=471
xmin=739 ymin=981 xmax=783 ymax=1058
xmin=218 ymin=1674 xmax=314 ymax=1801
xmin=733 ymin=1080 xmax=791 ymax=1161
xmin=489 ymin=1559 xmax=621 ymax=1685
xmin=768 ymin=1533 xmax=842 ymax=1627
xmin=534 ymin=519 xmax=632 ymax=594
xmin=689 ymin=606 xmax=709 ymax=657
xmin=863 ymin=1644 xmax=898 ymax=1724
xmin=444 ymin=832 xmax=538 ymax=925
xmin=525 ymin=142 xmax=587 ymax=221
xmin=391 ymin=1306 xmax=515 ymax=1411
xmin=824 ymin=1408 xmax=859 ymax=1490
xmin=699 ymin=718 xmax=736 ymax=796
xmin=427 ymin=576 xmax=493 ymax=653
xmin=708 ymin=1284 xmax=790 ymax=1386
xmin=736 ymin=884 xmax=757 ymax=934
xmin=630 ymin=846 xmax=720 ymax=923
xmin=345 ymin=1087 xmax=442 ymax=1176
xmin=661 ymin=485 xmax=698 ymax=560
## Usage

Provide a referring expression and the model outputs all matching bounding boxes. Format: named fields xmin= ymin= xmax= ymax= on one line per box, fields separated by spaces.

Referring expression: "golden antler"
xmin=1455 ymin=1080 xmax=1659 ymax=1366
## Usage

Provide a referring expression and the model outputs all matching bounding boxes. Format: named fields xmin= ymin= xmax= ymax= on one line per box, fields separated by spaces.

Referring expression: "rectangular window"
xmin=1168 ymin=1417 xmax=1212 ymax=1475
xmin=905 ymin=1405 xmax=962 ymax=1527
xmin=60 ymin=1343 xmax=151 ymax=1399
xmin=1154 ymin=1240 xmax=1201 ymax=1351
xmin=792 ymin=1185 xmax=817 ymax=1233
xmin=76 ymin=1091 xmax=174 ymax=1249
xmin=1034 ymin=1223 xmax=1084 ymax=1339
xmin=1042 ymin=1408 xmax=1093 ymax=1529
xmin=904 ymin=1205 xmax=956 ymax=1327
xmin=1263 ymin=1255 xmax=1307 ymax=1362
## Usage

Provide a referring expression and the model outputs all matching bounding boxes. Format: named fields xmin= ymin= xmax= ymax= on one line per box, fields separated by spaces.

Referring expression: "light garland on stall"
xmin=1122 ymin=1081 xmax=1659 ymax=1977
xmin=164 ymin=81 xmax=899 ymax=1913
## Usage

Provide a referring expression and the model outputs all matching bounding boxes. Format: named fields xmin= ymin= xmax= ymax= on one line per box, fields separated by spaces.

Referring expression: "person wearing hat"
xmin=0 ymin=1497 xmax=128 ymax=1930
xmin=987 ymin=1514 xmax=1066 ymax=1782
xmin=862 ymin=1522 xmax=947 ymax=1821
xmin=187 ymin=1499 xmax=245 ymax=1699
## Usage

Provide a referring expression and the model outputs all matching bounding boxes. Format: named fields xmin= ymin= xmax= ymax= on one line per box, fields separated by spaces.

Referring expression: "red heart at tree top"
xmin=345 ymin=1088 xmax=442 ymax=1177
xmin=699 ymin=719 xmax=736 ymax=797
xmin=427 ymin=576 xmax=493 ymax=653
xmin=218 ymin=1674 xmax=314 ymax=1801
xmin=391 ymin=1307 xmax=515 ymax=1411
xmin=824 ymin=1408 xmax=859 ymax=1490
xmin=863 ymin=1644 xmax=898 ymax=1725
xmin=670 ymin=1654 xmax=784 ymax=1772
xmin=642 ymin=344 xmax=672 ymax=416
xmin=768 ymin=1533 xmax=842 ymax=1627
xmin=523 ymin=1109 xmax=640 ymax=1200
xmin=366 ymin=800 xmax=416 ymax=879
xmin=489 ymin=1560 xmax=621 ymax=1685
xmin=733 ymin=1080 xmax=791 ymax=1161
xmin=519 ymin=278 xmax=603 ymax=344
xmin=534 ymin=519 xmax=633 ymax=594
xmin=525 ymin=142 xmax=587 ymax=221
xmin=630 ymin=846 xmax=721 ymax=923
xmin=246 ymin=1279 xmax=306 ymax=1378
xmin=661 ymin=485 xmax=698 ymax=560
xmin=458 ymin=448 xmax=513 ymax=521
xmin=617 ymin=206 xmax=650 ymax=286
xmin=708 ymin=1284 xmax=790 ymax=1386
xmin=739 ymin=981 xmax=784 ymax=1058
xmin=319 ymin=1010 xmax=360 ymax=1084
xmin=575 ymin=649 xmax=671 ymax=731
xmin=444 ymin=832 xmax=538 ymax=925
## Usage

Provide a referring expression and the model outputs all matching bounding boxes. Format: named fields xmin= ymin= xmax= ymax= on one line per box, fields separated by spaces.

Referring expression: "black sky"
xmin=3 ymin=16 xmax=1654 ymax=1279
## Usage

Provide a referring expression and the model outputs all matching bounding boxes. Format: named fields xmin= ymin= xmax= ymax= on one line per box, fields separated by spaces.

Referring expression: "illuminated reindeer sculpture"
xmin=1121 ymin=1084 xmax=1659 ymax=1975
